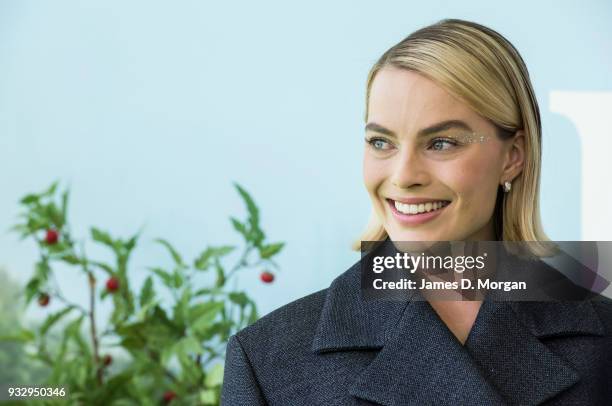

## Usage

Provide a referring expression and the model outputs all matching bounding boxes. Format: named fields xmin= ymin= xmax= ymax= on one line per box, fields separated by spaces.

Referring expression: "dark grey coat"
xmin=221 ymin=257 xmax=612 ymax=405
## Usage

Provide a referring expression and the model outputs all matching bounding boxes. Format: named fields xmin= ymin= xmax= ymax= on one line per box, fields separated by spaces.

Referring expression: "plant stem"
xmin=87 ymin=271 xmax=103 ymax=385
xmin=146 ymin=348 xmax=178 ymax=383
xmin=225 ymin=244 xmax=253 ymax=281
xmin=52 ymin=292 xmax=88 ymax=315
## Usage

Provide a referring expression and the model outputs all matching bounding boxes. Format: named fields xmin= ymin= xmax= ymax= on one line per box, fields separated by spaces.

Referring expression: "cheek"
xmin=363 ymin=153 xmax=387 ymax=194
xmin=449 ymin=155 xmax=500 ymax=208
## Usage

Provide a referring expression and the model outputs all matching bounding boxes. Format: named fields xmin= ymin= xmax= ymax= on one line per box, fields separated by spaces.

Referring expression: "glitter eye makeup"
xmin=450 ymin=132 xmax=490 ymax=144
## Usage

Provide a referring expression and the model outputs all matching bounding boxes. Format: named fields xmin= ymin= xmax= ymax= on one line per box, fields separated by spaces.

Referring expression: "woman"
xmin=221 ymin=19 xmax=612 ymax=405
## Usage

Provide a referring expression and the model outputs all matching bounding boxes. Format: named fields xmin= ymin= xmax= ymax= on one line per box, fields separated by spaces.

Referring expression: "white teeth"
xmin=394 ymin=200 xmax=448 ymax=215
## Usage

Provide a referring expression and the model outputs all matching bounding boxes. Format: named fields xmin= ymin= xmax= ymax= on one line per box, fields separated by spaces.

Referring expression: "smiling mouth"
xmin=386 ymin=198 xmax=451 ymax=215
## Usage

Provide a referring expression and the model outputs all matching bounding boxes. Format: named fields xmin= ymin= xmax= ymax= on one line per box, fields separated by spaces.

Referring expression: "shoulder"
xmin=221 ymin=262 xmax=373 ymax=404
xmin=233 ymin=260 xmax=360 ymax=344
xmin=225 ymin=287 xmax=329 ymax=389
xmin=228 ymin=260 xmax=360 ymax=367
xmin=235 ymin=286 xmax=329 ymax=348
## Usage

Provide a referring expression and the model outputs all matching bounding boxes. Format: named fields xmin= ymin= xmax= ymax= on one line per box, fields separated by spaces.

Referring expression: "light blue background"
xmin=1 ymin=0 xmax=611 ymax=320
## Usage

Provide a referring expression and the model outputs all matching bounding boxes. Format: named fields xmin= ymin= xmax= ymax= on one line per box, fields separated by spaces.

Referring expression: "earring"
xmin=503 ymin=181 xmax=512 ymax=193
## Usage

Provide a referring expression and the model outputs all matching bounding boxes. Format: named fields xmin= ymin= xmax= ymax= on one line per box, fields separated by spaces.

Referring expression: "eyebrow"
xmin=365 ymin=120 xmax=474 ymax=138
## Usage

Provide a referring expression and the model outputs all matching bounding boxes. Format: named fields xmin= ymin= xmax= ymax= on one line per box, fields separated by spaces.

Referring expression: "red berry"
xmin=102 ymin=354 xmax=112 ymax=366
xmin=38 ymin=293 xmax=50 ymax=307
xmin=106 ymin=277 xmax=120 ymax=292
xmin=162 ymin=390 xmax=177 ymax=403
xmin=260 ymin=271 xmax=274 ymax=283
xmin=45 ymin=229 xmax=59 ymax=245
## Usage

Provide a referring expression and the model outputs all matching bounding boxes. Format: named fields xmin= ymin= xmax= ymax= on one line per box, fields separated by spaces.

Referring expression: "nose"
xmin=389 ymin=147 xmax=430 ymax=189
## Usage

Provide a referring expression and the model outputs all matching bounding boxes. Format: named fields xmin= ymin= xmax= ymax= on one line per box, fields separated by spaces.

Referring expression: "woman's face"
xmin=363 ymin=66 xmax=524 ymax=242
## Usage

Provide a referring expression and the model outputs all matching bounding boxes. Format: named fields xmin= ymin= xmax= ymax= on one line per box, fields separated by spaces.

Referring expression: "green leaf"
xmin=200 ymin=389 xmax=218 ymax=405
xmin=34 ymin=261 xmax=51 ymax=284
xmin=154 ymin=238 xmax=184 ymax=266
xmin=24 ymin=277 xmax=41 ymax=305
xmin=61 ymin=189 xmax=69 ymax=225
xmin=200 ymin=320 xmax=233 ymax=341
xmin=20 ymin=194 xmax=39 ymax=205
xmin=173 ymin=288 xmax=192 ymax=327
xmin=149 ymin=267 xmax=174 ymax=288
xmin=124 ymin=231 xmax=139 ymax=253
xmin=160 ymin=343 xmax=176 ymax=366
xmin=228 ymin=292 xmax=249 ymax=307
xmin=65 ymin=315 xmax=89 ymax=357
xmin=177 ymin=342 xmax=203 ymax=384
xmin=0 ymin=329 xmax=35 ymax=343
xmin=189 ymin=301 xmax=224 ymax=323
xmin=214 ymin=260 xmax=225 ymax=288
xmin=111 ymin=296 xmax=128 ymax=325
xmin=176 ymin=336 xmax=203 ymax=356
xmin=193 ymin=287 xmax=223 ymax=296
xmin=173 ymin=271 xmax=184 ymax=289
xmin=215 ymin=245 xmax=235 ymax=256
xmin=43 ymin=180 xmax=59 ymax=197
xmin=139 ymin=276 xmax=155 ymax=307
xmin=91 ymin=227 xmax=115 ymax=248
xmin=230 ymin=217 xmax=248 ymax=238
xmin=249 ymin=228 xmax=265 ymax=247
xmin=234 ymin=183 xmax=266 ymax=247
xmin=191 ymin=302 xmax=224 ymax=336
xmin=205 ymin=363 xmax=224 ymax=387
xmin=259 ymin=242 xmax=285 ymax=259
xmin=136 ymin=298 xmax=158 ymax=321
xmin=115 ymin=321 xmax=145 ymax=338
xmin=91 ymin=261 xmax=114 ymax=275
xmin=58 ymin=253 xmax=81 ymax=265
xmin=234 ymin=183 xmax=259 ymax=227
xmin=100 ymin=288 xmax=110 ymax=300
xmin=194 ymin=246 xmax=236 ymax=270
xmin=45 ymin=203 xmax=64 ymax=228
xmin=26 ymin=215 xmax=49 ymax=233
xmin=46 ymin=239 xmax=70 ymax=254
xmin=40 ymin=307 xmax=74 ymax=335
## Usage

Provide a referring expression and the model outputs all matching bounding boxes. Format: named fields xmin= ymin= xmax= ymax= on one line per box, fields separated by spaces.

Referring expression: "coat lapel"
xmin=311 ymin=260 xmax=410 ymax=353
xmin=311 ymin=249 xmax=606 ymax=405
xmin=348 ymin=297 xmax=506 ymax=405
xmin=464 ymin=299 xmax=604 ymax=405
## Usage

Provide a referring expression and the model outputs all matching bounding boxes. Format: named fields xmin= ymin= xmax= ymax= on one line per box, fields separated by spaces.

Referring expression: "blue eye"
xmin=366 ymin=137 xmax=392 ymax=151
xmin=429 ymin=138 xmax=457 ymax=151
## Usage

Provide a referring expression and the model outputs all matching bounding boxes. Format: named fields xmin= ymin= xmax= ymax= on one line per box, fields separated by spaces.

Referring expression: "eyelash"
xmin=364 ymin=137 xmax=459 ymax=151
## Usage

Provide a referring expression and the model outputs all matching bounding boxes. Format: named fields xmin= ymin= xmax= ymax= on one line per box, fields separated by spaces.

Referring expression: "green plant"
xmin=0 ymin=267 xmax=49 ymax=387
xmin=4 ymin=181 xmax=284 ymax=405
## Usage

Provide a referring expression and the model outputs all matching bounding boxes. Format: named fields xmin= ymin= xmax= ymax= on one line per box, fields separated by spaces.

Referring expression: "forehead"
xmin=367 ymin=67 xmax=484 ymax=132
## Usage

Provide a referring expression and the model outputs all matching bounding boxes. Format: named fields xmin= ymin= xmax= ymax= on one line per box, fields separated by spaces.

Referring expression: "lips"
xmin=386 ymin=198 xmax=451 ymax=226
xmin=389 ymin=197 xmax=452 ymax=204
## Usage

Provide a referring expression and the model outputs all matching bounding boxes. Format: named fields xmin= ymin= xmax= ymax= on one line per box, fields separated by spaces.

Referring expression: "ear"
xmin=501 ymin=130 xmax=525 ymax=183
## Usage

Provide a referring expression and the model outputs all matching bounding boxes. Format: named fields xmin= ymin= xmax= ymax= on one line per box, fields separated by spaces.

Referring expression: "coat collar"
xmin=311 ymin=242 xmax=606 ymax=405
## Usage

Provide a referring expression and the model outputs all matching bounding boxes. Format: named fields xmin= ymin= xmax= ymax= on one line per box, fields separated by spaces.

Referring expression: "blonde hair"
xmin=352 ymin=18 xmax=550 ymax=253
